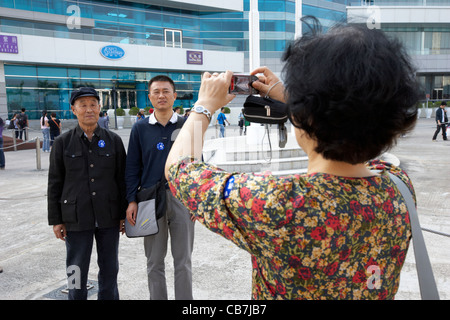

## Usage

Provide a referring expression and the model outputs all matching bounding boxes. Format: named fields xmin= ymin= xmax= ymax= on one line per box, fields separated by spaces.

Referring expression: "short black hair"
xmin=283 ymin=17 xmax=420 ymax=164
xmin=148 ymin=75 xmax=176 ymax=92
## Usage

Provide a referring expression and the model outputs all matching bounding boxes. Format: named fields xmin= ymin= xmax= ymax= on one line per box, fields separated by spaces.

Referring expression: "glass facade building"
xmin=348 ymin=1 xmax=450 ymax=100
xmin=0 ymin=0 xmax=348 ymax=120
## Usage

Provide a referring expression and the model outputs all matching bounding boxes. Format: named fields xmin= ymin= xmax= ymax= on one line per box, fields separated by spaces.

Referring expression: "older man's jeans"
xmin=65 ymin=227 xmax=120 ymax=300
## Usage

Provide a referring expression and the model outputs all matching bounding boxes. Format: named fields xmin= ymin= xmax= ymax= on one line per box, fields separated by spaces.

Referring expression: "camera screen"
xmin=229 ymin=75 xmax=258 ymax=95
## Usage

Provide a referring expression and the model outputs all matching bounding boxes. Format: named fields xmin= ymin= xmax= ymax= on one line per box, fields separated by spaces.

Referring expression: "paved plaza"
xmin=0 ymin=118 xmax=448 ymax=300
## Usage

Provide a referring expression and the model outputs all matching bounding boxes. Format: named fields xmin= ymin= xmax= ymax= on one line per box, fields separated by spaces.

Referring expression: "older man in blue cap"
xmin=48 ymin=87 xmax=127 ymax=300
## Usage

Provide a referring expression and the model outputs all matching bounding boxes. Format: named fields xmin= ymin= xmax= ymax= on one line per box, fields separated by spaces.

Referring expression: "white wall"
xmin=347 ymin=6 xmax=450 ymax=24
xmin=165 ymin=0 xmax=242 ymax=12
xmin=413 ymin=54 xmax=450 ymax=73
xmin=0 ymin=33 xmax=245 ymax=73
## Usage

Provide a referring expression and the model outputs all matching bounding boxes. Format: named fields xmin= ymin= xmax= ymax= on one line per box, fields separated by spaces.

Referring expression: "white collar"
xmin=148 ymin=111 xmax=178 ymax=125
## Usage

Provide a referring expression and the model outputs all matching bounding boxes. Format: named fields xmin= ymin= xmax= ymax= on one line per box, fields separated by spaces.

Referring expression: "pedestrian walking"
xmin=216 ymin=107 xmax=230 ymax=138
xmin=432 ymin=101 xmax=448 ymax=141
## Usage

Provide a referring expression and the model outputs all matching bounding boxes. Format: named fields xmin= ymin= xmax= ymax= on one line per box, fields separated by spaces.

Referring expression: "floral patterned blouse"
xmin=168 ymin=158 xmax=413 ymax=300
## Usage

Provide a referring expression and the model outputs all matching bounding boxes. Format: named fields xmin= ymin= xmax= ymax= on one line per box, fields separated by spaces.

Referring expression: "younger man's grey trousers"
xmin=143 ymin=190 xmax=195 ymax=300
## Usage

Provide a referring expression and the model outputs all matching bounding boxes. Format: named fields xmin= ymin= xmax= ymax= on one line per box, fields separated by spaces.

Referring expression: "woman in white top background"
xmin=40 ymin=111 xmax=50 ymax=152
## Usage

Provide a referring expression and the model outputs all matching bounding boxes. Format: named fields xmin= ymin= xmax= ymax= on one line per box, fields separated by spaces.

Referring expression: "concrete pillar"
xmin=295 ymin=0 xmax=302 ymax=40
xmin=249 ymin=0 xmax=260 ymax=72
xmin=0 ymin=62 xmax=7 ymax=118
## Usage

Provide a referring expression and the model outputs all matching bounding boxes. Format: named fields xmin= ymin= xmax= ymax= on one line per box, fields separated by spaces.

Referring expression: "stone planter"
xmin=116 ymin=116 xmax=124 ymax=129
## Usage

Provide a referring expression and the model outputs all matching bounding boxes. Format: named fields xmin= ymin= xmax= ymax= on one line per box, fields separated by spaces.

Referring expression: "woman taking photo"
xmin=165 ymin=19 xmax=420 ymax=300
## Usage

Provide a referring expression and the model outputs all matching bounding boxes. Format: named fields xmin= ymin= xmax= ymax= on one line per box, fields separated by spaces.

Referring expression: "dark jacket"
xmin=435 ymin=107 xmax=448 ymax=124
xmin=48 ymin=125 xmax=127 ymax=231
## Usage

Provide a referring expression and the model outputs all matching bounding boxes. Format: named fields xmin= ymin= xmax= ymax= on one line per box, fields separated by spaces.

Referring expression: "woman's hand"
xmin=195 ymin=71 xmax=236 ymax=113
xmin=251 ymin=66 xmax=286 ymax=103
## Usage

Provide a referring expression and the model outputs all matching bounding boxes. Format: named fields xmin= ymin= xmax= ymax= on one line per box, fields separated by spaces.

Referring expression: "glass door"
xmin=128 ymin=91 xmax=136 ymax=108
xmin=117 ymin=90 xmax=137 ymax=109
xmin=99 ymin=90 xmax=111 ymax=109
xmin=119 ymin=91 xmax=128 ymax=108
xmin=432 ymin=88 xmax=443 ymax=100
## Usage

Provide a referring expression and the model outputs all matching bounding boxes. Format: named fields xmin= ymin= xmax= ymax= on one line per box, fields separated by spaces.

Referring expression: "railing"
xmin=1 ymin=128 xmax=42 ymax=170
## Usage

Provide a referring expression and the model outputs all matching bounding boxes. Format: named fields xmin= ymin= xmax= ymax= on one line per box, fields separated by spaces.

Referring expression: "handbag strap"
xmin=388 ymin=173 xmax=440 ymax=300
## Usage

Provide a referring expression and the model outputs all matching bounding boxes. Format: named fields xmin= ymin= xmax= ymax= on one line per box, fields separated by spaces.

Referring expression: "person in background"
xmin=8 ymin=113 xmax=18 ymax=139
xmin=238 ymin=109 xmax=245 ymax=136
xmin=136 ymin=109 xmax=146 ymax=121
xmin=432 ymin=101 xmax=448 ymax=141
xmin=98 ymin=111 xmax=109 ymax=129
xmin=41 ymin=111 xmax=50 ymax=152
xmin=48 ymin=112 xmax=61 ymax=147
xmin=216 ymin=107 xmax=230 ymax=138
xmin=17 ymin=108 xmax=28 ymax=141
xmin=48 ymin=87 xmax=127 ymax=300
xmin=7 ymin=114 xmax=14 ymax=129
xmin=0 ymin=116 xmax=5 ymax=169
xmin=165 ymin=17 xmax=420 ymax=300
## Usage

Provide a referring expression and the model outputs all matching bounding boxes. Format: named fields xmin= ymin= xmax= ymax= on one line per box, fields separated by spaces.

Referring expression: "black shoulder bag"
xmin=243 ymin=95 xmax=289 ymax=151
xmin=243 ymin=95 xmax=288 ymax=125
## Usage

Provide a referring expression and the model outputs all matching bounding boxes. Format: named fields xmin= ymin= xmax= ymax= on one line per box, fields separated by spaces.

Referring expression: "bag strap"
xmin=52 ymin=118 xmax=61 ymax=129
xmin=388 ymin=173 xmax=440 ymax=300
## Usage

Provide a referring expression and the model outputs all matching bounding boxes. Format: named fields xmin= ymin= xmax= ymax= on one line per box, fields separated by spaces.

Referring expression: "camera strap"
xmin=388 ymin=173 xmax=440 ymax=300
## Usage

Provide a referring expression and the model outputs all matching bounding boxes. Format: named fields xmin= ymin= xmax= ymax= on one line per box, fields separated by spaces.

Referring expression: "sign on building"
xmin=0 ymin=35 xmax=18 ymax=54
xmin=187 ymin=50 xmax=203 ymax=65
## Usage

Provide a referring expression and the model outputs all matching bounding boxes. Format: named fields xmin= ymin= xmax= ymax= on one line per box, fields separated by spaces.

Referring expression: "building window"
xmin=164 ymin=29 xmax=182 ymax=48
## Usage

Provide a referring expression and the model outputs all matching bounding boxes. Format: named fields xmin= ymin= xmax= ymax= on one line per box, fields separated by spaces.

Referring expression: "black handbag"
xmin=243 ymin=95 xmax=288 ymax=124
xmin=136 ymin=178 xmax=167 ymax=220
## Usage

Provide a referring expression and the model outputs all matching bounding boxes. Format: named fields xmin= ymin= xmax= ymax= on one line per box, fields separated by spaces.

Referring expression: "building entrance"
xmin=432 ymin=88 xmax=443 ymax=100
xmin=98 ymin=89 xmax=137 ymax=110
